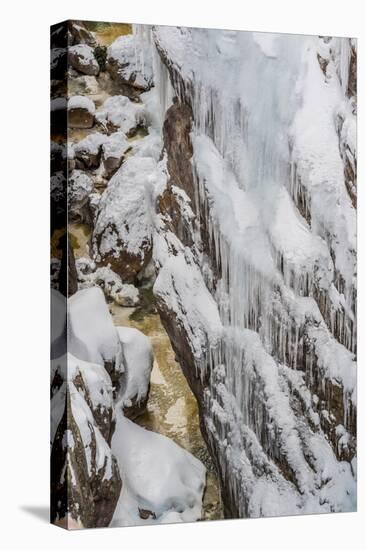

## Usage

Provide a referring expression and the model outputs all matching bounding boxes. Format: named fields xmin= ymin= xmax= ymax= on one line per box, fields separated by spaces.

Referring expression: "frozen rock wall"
xmin=149 ymin=27 xmax=357 ymax=518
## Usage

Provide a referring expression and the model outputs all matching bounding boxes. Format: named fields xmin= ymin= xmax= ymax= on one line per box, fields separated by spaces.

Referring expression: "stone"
xmin=68 ymin=44 xmax=100 ymax=76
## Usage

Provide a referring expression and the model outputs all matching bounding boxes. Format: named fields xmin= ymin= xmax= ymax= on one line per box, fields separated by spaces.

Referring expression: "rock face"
xmin=69 ymin=44 xmax=100 ymax=76
xmin=151 ymin=28 xmax=357 ymax=518
xmin=51 ymin=355 xmax=122 ymax=528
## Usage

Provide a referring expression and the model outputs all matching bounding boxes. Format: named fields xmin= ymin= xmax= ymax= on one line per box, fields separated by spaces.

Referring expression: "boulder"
xmin=106 ymin=34 xmax=153 ymax=99
xmin=51 ymin=354 xmax=122 ymax=528
xmin=68 ymin=95 xmax=95 ymax=129
xmin=68 ymin=44 xmax=100 ymax=76
xmin=102 ymin=131 xmax=129 ymax=176
xmin=68 ymin=170 xmax=94 ymax=223
xmin=68 ymin=20 xmax=96 ymax=47
xmin=96 ymin=95 xmax=145 ymax=135
xmin=92 ymin=155 xmax=157 ymax=282
xmin=76 ymin=260 xmax=140 ymax=307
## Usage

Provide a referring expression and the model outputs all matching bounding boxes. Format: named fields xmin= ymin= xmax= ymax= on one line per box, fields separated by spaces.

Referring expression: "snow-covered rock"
xmin=68 ymin=170 xmax=94 ymax=222
xmin=72 ymin=132 xmax=105 ymax=169
xmin=76 ymin=258 xmax=140 ymax=306
xmin=69 ymin=44 xmax=100 ymax=76
xmin=71 ymin=131 xmax=129 ymax=173
xmin=102 ymin=131 xmax=129 ymax=176
xmin=96 ymin=95 xmax=145 ymax=135
xmin=116 ymin=327 xmax=153 ymax=419
xmin=92 ymin=149 xmax=166 ymax=282
xmin=68 ymin=95 xmax=95 ymax=129
xmin=51 ymin=353 xmax=122 ymax=528
xmin=110 ymin=411 xmax=205 ymax=526
xmin=106 ymin=33 xmax=153 ymax=97
xmin=68 ymin=287 xmax=124 ymax=385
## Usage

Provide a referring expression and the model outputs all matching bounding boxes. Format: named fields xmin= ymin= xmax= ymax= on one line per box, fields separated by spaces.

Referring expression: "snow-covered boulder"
xmin=72 ymin=132 xmax=105 ymax=169
xmin=102 ymin=131 xmax=129 ymax=176
xmin=68 ymin=170 xmax=94 ymax=223
xmin=68 ymin=44 xmax=100 ymax=76
xmin=106 ymin=33 xmax=153 ymax=98
xmin=68 ymin=95 xmax=95 ymax=129
xmin=96 ymin=95 xmax=145 ymax=135
xmin=76 ymin=259 xmax=140 ymax=307
xmin=116 ymin=327 xmax=153 ymax=419
xmin=110 ymin=411 xmax=206 ymax=526
xmin=92 ymin=155 xmax=158 ymax=282
xmin=72 ymin=131 xmax=129 ymax=173
xmin=51 ymin=354 xmax=122 ymax=528
xmin=68 ymin=287 xmax=124 ymax=385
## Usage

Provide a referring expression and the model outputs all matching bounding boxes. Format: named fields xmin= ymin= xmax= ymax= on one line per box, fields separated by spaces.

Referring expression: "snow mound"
xmin=68 ymin=287 xmax=123 ymax=372
xmin=96 ymin=95 xmax=145 ymax=134
xmin=110 ymin=411 xmax=206 ymax=526
xmin=116 ymin=327 xmax=153 ymax=411
xmin=68 ymin=95 xmax=96 ymax=114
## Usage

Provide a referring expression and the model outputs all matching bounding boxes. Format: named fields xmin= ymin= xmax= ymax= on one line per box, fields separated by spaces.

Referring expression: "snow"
xmin=96 ymin=95 xmax=145 ymax=134
xmin=68 ymin=353 xmax=113 ymax=417
xmin=92 ymin=149 xmax=166 ymax=260
xmin=108 ymin=33 xmax=153 ymax=89
xmin=76 ymin=259 xmax=140 ymax=306
xmin=102 ymin=131 xmax=129 ymax=160
xmin=291 ymin=41 xmax=356 ymax=297
xmin=153 ymin=243 xmax=222 ymax=365
xmin=68 ymin=95 xmax=96 ymax=114
xmin=69 ymin=44 xmax=99 ymax=73
xmin=116 ymin=327 xmax=153 ymax=409
xmin=68 ymin=353 xmax=115 ymax=480
xmin=68 ymin=287 xmax=123 ymax=372
xmin=149 ymin=26 xmax=357 ymax=516
xmin=68 ymin=170 xmax=93 ymax=206
xmin=72 ymin=132 xmax=106 ymax=156
xmin=110 ymin=410 xmax=206 ymax=526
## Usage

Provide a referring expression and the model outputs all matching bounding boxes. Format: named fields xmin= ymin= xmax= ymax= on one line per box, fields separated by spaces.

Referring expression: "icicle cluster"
xmin=146 ymin=25 xmax=357 ymax=516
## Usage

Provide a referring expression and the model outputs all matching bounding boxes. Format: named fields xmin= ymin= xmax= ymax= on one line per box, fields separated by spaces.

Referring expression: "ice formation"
xmin=145 ymin=27 xmax=357 ymax=516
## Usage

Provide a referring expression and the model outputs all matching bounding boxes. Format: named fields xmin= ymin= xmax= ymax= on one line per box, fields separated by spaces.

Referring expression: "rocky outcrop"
xmin=51 ymin=355 xmax=122 ymax=528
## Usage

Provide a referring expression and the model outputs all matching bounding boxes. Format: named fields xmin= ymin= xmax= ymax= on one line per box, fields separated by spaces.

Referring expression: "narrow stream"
xmin=68 ymin=22 xmax=224 ymax=522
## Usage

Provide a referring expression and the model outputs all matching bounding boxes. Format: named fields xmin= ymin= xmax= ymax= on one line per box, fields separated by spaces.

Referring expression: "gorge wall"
xmin=51 ymin=21 xmax=357 ymax=526
xmin=149 ymin=28 xmax=357 ymax=517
